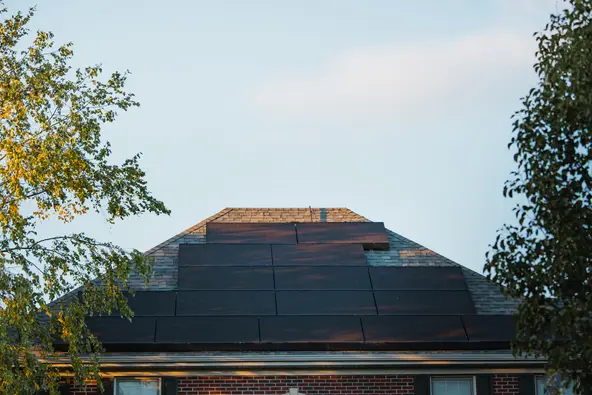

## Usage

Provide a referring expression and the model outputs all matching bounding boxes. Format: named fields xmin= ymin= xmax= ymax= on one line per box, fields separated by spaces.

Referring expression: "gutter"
xmin=46 ymin=351 xmax=546 ymax=376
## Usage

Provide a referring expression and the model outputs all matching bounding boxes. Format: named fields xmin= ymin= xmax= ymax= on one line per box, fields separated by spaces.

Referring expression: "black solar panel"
xmin=462 ymin=315 xmax=515 ymax=342
xmin=179 ymin=244 xmax=272 ymax=266
xmin=296 ymin=222 xmax=389 ymax=250
xmin=86 ymin=317 xmax=156 ymax=343
xmin=178 ymin=266 xmax=274 ymax=290
xmin=276 ymin=291 xmax=376 ymax=315
xmin=260 ymin=316 xmax=364 ymax=342
xmin=272 ymin=244 xmax=366 ymax=266
xmin=369 ymin=267 xmax=468 ymax=290
xmin=207 ymin=223 xmax=297 ymax=244
xmin=176 ymin=291 xmax=276 ymax=316
xmin=274 ymin=266 xmax=372 ymax=290
xmin=374 ymin=291 xmax=476 ymax=315
xmin=124 ymin=291 xmax=176 ymax=317
xmin=155 ymin=317 xmax=259 ymax=343
xmin=362 ymin=316 xmax=468 ymax=342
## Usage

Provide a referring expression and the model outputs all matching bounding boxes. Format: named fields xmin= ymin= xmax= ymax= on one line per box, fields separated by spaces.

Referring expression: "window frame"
xmin=430 ymin=376 xmax=476 ymax=395
xmin=113 ymin=377 xmax=162 ymax=395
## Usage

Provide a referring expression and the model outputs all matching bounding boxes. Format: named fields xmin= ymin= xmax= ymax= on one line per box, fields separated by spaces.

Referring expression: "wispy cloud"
xmin=252 ymin=29 xmax=536 ymax=120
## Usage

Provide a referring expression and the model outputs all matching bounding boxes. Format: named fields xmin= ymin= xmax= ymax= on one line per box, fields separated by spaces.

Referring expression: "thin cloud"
xmin=252 ymin=29 xmax=536 ymax=120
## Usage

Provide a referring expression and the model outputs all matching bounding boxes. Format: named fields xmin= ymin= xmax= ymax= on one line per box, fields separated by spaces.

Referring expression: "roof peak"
xmin=144 ymin=207 xmax=370 ymax=256
xmin=221 ymin=207 xmax=351 ymax=210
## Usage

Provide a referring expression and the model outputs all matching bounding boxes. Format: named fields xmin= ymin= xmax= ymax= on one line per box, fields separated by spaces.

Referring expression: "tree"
xmin=485 ymin=1 xmax=592 ymax=393
xmin=0 ymin=4 xmax=169 ymax=394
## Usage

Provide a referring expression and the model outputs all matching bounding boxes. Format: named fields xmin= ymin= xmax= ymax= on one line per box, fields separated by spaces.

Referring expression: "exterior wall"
xmin=493 ymin=374 xmax=520 ymax=395
xmin=177 ymin=375 xmax=414 ymax=395
xmin=70 ymin=383 xmax=100 ymax=395
xmin=69 ymin=374 xmax=523 ymax=395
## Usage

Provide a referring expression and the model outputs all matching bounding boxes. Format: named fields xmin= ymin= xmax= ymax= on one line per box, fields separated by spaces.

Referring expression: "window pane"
xmin=116 ymin=379 xmax=160 ymax=395
xmin=536 ymin=377 xmax=546 ymax=395
xmin=432 ymin=378 xmax=473 ymax=395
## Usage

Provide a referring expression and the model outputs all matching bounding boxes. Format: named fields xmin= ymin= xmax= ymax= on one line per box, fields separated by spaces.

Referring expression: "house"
xmin=52 ymin=207 xmax=551 ymax=395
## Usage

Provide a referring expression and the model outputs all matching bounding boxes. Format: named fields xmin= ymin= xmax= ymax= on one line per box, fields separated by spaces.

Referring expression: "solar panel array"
xmin=206 ymin=222 xmax=390 ymax=250
xmin=84 ymin=222 xmax=515 ymax=349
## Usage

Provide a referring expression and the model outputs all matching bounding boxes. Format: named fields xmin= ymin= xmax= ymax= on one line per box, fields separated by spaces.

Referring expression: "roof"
xmin=131 ymin=207 xmax=518 ymax=315
xmin=59 ymin=207 xmax=520 ymax=352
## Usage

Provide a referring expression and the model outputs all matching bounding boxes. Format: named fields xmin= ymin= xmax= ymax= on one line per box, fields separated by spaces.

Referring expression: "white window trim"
xmin=430 ymin=376 xmax=476 ymax=395
xmin=113 ymin=377 xmax=162 ymax=395
xmin=284 ymin=389 xmax=306 ymax=395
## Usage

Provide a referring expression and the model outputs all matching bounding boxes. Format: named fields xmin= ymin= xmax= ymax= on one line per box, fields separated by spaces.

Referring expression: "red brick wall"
xmin=69 ymin=374 xmax=524 ymax=395
xmin=70 ymin=383 xmax=100 ymax=395
xmin=177 ymin=375 xmax=414 ymax=395
xmin=493 ymin=374 xmax=520 ymax=395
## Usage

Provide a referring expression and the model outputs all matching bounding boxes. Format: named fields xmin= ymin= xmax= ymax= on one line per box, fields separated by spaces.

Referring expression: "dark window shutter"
xmin=414 ymin=375 xmax=430 ymax=395
xmin=162 ymin=377 xmax=178 ymax=395
xmin=476 ymin=375 xmax=492 ymax=395
xmin=519 ymin=375 xmax=535 ymax=395
xmin=102 ymin=378 xmax=114 ymax=395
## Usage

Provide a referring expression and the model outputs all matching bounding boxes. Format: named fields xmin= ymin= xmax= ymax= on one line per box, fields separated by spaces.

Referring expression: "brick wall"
xmin=68 ymin=374 xmax=524 ymax=395
xmin=178 ymin=375 xmax=414 ymax=395
xmin=69 ymin=375 xmax=414 ymax=394
xmin=70 ymin=383 xmax=100 ymax=395
xmin=493 ymin=374 xmax=520 ymax=395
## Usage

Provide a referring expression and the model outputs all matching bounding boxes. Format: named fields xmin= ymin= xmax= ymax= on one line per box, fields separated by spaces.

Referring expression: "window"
xmin=115 ymin=378 xmax=161 ymax=395
xmin=431 ymin=377 xmax=474 ymax=395
xmin=535 ymin=376 xmax=575 ymax=395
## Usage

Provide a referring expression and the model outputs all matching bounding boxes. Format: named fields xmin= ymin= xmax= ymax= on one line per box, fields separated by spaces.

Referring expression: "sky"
xmin=4 ymin=0 xmax=561 ymax=275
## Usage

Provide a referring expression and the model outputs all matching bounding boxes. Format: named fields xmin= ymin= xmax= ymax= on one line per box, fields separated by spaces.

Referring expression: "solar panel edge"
xmin=178 ymin=266 xmax=275 ymax=290
xmin=154 ymin=316 xmax=260 ymax=344
xmin=178 ymin=243 xmax=274 ymax=266
xmin=86 ymin=316 xmax=157 ymax=344
xmin=374 ymin=290 xmax=476 ymax=315
xmin=206 ymin=223 xmax=297 ymax=244
xmin=176 ymin=290 xmax=276 ymax=316
xmin=461 ymin=314 xmax=515 ymax=342
xmin=86 ymin=314 xmax=513 ymax=348
xmin=369 ymin=266 xmax=469 ymax=291
xmin=259 ymin=315 xmax=365 ymax=343
xmin=275 ymin=290 xmax=377 ymax=315
xmin=295 ymin=222 xmax=388 ymax=250
xmin=103 ymin=291 xmax=177 ymax=317
xmin=361 ymin=315 xmax=468 ymax=343
xmin=271 ymin=243 xmax=367 ymax=266
xmin=274 ymin=266 xmax=372 ymax=290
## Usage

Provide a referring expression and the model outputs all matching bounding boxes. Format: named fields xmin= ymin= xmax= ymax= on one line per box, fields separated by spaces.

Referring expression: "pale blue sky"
xmin=6 ymin=0 xmax=559 ymax=274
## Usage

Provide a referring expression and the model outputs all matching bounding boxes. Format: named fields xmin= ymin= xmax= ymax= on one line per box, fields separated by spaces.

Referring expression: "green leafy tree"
xmin=0 ymin=4 xmax=169 ymax=394
xmin=485 ymin=1 xmax=592 ymax=393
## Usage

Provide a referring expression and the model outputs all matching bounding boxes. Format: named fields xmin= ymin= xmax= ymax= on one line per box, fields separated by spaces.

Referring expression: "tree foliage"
xmin=485 ymin=1 xmax=592 ymax=393
xmin=0 ymin=4 xmax=169 ymax=394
